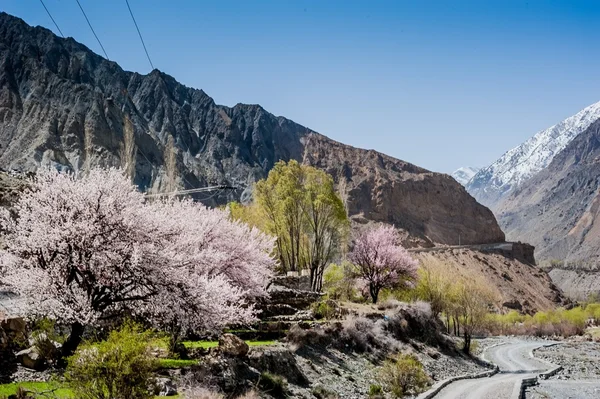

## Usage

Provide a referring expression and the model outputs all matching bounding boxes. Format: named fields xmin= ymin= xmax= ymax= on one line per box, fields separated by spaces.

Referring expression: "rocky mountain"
xmin=0 ymin=12 xmax=504 ymax=247
xmin=451 ymin=166 xmax=479 ymax=186
xmin=467 ymin=101 xmax=600 ymax=208
xmin=497 ymin=119 xmax=600 ymax=265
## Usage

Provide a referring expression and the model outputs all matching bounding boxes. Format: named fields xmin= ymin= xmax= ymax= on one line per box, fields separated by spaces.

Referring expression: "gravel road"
xmin=432 ymin=339 xmax=556 ymax=399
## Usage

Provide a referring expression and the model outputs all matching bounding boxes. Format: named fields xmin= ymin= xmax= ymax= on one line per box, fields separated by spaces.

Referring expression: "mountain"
xmin=467 ymin=101 xmax=600 ymax=208
xmin=497 ymin=118 xmax=600 ymax=265
xmin=0 ymin=12 xmax=505 ymax=247
xmin=451 ymin=166 xmax=479 ymax=186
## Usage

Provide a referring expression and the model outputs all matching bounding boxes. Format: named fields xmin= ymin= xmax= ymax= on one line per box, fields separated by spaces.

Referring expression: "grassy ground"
xmin=182 ymin=339 xmax=277 ymax=349
xmin=156 ymin=358 xmax=199 ymax=369
xmin=0 ymin=382 xmax=73 ymax=398
xmin=0 ymin=382 xmax=180 ymax=398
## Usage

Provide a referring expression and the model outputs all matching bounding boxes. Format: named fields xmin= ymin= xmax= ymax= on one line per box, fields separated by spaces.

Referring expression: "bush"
xmin=369 ymin=384 xmax=383 ymax=398
xmin=338 ymin=317 xmax=391 ymax=354
xmin=286 ymin=324 xmax=330 ymax=348
xmin=379 ymin=354 xmax=430 ymax=397
xmin=65 ymin=322 xmax=157 ymax=399
xmin=312 ymin=385 xmax=339 ymax=398
xmin=258 ymin=372 xmax=287 ymax=397
xmin=323 ymin=262 xmax=357 ymax=301
xmin=311 ymin=300 xmax=338 ymax=320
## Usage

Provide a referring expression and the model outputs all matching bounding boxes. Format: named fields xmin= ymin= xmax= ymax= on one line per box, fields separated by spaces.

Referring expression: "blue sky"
xmin=4 ymin=1 xmax=600 ymax=173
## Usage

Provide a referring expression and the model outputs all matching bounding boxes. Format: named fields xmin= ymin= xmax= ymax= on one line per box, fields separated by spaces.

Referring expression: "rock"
xmin=1 ymin=316 xmax=26 ymax=335
xmin=155 ymin=377 xmax=178 ymax=396
xmin=15 ymin=347 xmax=45 ymax=371
xmin=502 ymin=299 xmax=523 ymax=311
xmin=219 ymin=334 xmax=249 ymax=357
xmin=248 ymin=348 xmax=309 ymax=386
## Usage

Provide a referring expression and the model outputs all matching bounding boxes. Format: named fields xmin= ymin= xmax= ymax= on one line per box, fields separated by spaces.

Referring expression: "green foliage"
xmin=379 ymin=354 xmax=430 ymax=397
xmin=323 ymin=262 xmax=358 ymax=301
xmin=65 ymin=322 xmax=158 ymax=399
xmin=311 ymin=300 xmax=338 ymax=320
xmin=368 ymin=384 xmax=383 ymax=397
xmin=258 ymin=372 xmax=287 ymax=397
xmin=487 ymin=304 xmax=600 ymax=337
xmin=0 ymin=382 xmax=73 ymax=398
xmin=155 ymin=358 xmax=198 ymax=369
xmin=254 ymin=160 xmax=349 ymax=290
xmin=312 ymin=385 xmax=338 ymax=399
xmin=227 ymin=201 xmax=265 ymax=230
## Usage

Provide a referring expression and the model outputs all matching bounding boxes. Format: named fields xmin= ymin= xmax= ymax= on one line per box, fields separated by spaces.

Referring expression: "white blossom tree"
xmin=349 ymin=225 xmax=418 ymax=303
xmin=0 ymin=168 xmax=275 ymax=359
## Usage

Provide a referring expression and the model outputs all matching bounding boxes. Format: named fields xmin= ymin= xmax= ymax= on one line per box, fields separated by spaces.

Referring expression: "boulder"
xmin=1 ymin=316 xmax=26 ymax=334
xmin=16 ymin=347 xmax=45 ymax=371
xmin=502 ymin=299 xmax=523 ymax=311
xmin=155 ymin=377 xmax=178 ymax=396
xmin=248 ymin=348 xmax=308 ymax=386
xmin=218 ymin=334 xmax=249 ymax=357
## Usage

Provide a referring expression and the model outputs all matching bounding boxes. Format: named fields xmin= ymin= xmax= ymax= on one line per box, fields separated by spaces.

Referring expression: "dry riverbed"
xmin=526 ymin=341 xmax=600 ymax=399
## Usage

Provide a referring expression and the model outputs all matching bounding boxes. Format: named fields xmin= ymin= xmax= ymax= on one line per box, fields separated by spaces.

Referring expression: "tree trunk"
xmin=463 ymin=331 xmax=471 ymax=355
xmin=370 ymin=284 xmax=379 ymax=304
xmin=58 ymin=322 xmax=84 ymax=367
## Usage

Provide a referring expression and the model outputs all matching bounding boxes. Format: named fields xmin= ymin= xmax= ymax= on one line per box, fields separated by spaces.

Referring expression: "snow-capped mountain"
xmin=451 ymin=166 xmax=480 ymax=186
xmin=467 ymin=100 xmax=600 ymax=208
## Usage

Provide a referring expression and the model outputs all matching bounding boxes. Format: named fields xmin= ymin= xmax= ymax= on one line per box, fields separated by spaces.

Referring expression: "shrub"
xmin=286 ymin=324 xmax=330 ymax=348
xmin=65 ymin=322 xmax=157 ymax=399
xmin=369 ymin=384 xmax=383 ymax=398
xmin=323 ymin=262 xmax=357 ymax=301
xmin=312 ymin=385 xmax=339 ymax=399
xmin=338 ymin=317 xmax=390 ymax=354
xmin=311 ymin=300 xmax=338 ymax=320
xmin=379 ymin=354 xmax=430 ymax=397
xmin=258 ymin=372 xmax=287 ymax=397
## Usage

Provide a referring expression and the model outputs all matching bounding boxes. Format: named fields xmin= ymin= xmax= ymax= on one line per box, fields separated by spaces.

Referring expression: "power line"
xmin=144 ymin=185 xmax=234 ymax=198
xmin=39 ymin=0 xmax=65 ymax=38
xmin=74 ymin=0 xmax=109 ymax=60
xmin=124 ymin=0 xmax=155 ymax=70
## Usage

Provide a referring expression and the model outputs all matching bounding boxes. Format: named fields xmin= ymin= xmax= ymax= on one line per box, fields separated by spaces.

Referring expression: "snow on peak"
xmin=467 ymin=100 xmax=600 ymax=204
xmin=451 ymin=166 xmax=480 ymax=186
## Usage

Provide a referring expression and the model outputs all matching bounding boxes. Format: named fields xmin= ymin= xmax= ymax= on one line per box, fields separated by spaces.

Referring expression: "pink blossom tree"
xmin=0 ymin=168 xmax=275 ymax=359
xmin=348 ymin=225 xmax=418 ymax=303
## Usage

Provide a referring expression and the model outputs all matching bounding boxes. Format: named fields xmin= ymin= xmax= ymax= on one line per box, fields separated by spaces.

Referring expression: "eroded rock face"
xmin=0 ymin=12 xmax=504 ymax=247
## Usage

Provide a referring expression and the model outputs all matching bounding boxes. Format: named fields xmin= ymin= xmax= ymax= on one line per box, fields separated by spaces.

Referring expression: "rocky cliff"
xmin=497 ymin=119 xmax=600 ymax=265
xmin=0 ymin=12 xmax=504 ymax=246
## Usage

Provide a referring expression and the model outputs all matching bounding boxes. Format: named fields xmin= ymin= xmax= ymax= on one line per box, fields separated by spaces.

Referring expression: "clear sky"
xmin=4 ymin=1 xmax=600 ymax=173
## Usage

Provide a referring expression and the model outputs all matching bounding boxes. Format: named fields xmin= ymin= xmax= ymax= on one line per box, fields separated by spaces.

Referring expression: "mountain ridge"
xmin=497 ymin=118 xmax=600 ymax=265
xmin=451 ymin=166 xmax=479 ymax=186
xmin=467 ymin=100 xmax=600 ymax=208
xmin=0 ymin=11 xmax=505 ymax=247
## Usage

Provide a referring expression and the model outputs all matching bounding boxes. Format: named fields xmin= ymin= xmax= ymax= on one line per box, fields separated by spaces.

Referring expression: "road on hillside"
xmin=432 ymin=340 xmax=555 ymax=399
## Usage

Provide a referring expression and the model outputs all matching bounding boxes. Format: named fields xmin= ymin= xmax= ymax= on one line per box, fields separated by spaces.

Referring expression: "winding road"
xmin=432 ymin=340 xmax=556 ymax=399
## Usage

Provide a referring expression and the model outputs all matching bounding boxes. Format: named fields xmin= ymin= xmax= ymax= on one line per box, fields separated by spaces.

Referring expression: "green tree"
xmin=254 ymin=160 xmax=349 ymax=291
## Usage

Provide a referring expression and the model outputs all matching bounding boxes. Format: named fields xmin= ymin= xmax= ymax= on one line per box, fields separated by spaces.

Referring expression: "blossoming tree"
xmin=0 ymin=168 xmax=275 ymax=358
xmin=349 ymin=225 xmax=418 ymax=303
